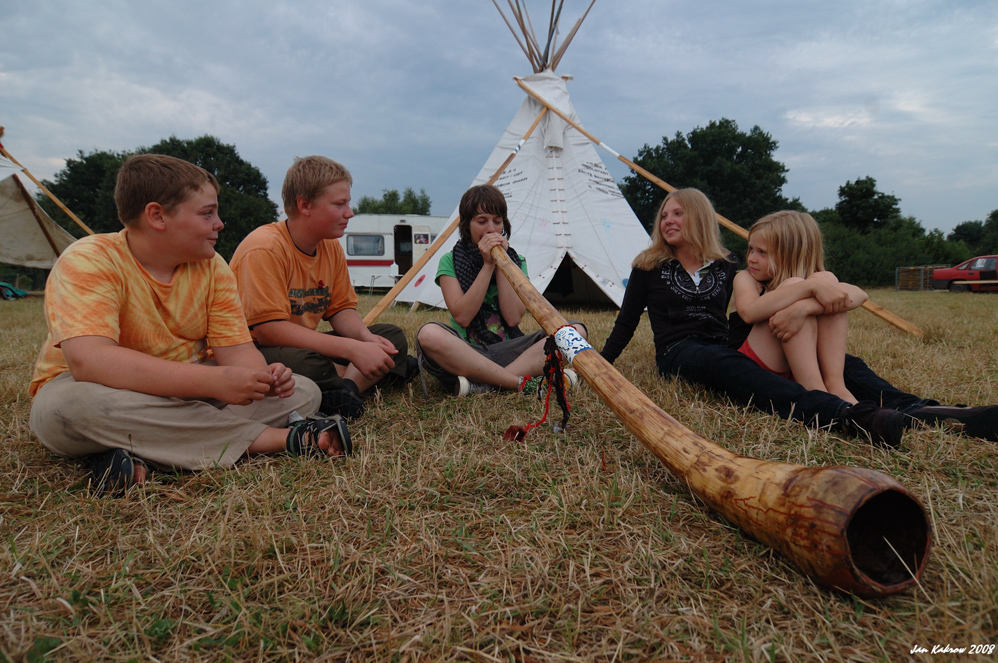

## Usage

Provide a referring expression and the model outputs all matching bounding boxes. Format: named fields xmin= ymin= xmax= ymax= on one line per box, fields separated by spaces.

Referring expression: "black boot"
xmin=906 ymin=404 xmax=998 ymax=441
xmin=840 ymin=401 xmax=917 ymax=448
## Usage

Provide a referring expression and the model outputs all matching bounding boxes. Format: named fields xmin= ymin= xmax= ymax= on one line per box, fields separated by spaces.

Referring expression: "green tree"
xmin=355 ymin=187 xmax=431 ymax=215
xmin=950 ymin=210 xmax=998 ymax=256
xmin=37 ymin=135 xmax=277 ymax=260
xmin=984 ymin=210 xmax=998 ymax=254
xmin=142 ymin=136 xmax=278 ymax=260
xmin=36 ymin=149 xmax=126 ymax=236
xmin=620 ymin=118 xmax=801 ymax=236
xmin=948 ymin=220 xmax=984 ymax=254
xmin=821 ymin=214 xmax=969 ymax=286
xmin=822 ymin=217 xmax=924 ymax=286
xmin=921 ymin=228 xmax=971 ymax=266
xmin=834 ymin=176 xmax=900 ymax=232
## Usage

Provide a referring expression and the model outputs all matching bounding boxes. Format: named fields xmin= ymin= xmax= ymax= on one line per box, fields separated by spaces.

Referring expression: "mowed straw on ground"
xmin=1 ymin=290 xmax=995 ymax=662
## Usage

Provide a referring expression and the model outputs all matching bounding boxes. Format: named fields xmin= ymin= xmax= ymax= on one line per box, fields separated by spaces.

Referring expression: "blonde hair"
xmin=282 ymin=156 xmax=352 ymax=218
xmin=632 ymin=188 xmax=730 ymax=270
xmin=748 ymin=210 xmax=825 ymax=288
xmin=114 ymin=154 xmax=219 ymax=226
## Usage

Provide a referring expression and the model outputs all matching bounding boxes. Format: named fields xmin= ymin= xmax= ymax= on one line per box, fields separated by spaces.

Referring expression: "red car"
xmin=932 ymin=255 xmax=998 ymax=292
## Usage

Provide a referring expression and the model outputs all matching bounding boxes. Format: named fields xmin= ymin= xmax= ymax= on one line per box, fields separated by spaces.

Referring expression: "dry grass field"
xmin=1 ymin=289 xmax=995 ymax=662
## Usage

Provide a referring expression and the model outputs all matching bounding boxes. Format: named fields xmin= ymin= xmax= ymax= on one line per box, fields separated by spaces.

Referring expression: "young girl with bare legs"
xmin=730 ymin=211 xmax=868 ymax=403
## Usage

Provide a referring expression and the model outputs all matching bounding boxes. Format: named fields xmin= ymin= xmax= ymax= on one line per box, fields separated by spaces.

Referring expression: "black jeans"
xmin=657 ymin=339 xmax=931 ymax=427
xmin=841 ymin=354 xmax=934 ymax=412
xmin=257 ymin=323 xmax=409 ymax=392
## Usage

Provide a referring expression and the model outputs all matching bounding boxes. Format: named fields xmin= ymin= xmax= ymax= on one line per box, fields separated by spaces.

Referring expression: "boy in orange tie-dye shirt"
xmin=29 ymin=154 xmax=352 ymax=495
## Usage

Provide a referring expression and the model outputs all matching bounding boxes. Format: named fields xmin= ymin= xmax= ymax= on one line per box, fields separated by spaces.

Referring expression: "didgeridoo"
xmin=490 ymin=246 xmax=931 ymax=598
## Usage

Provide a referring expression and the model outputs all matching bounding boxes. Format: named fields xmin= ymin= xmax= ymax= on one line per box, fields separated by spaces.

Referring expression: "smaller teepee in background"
xmin=0 ymin=153 xmax=77 ymax=269
xmin=397 ymin=0 xmax=650 ymax=308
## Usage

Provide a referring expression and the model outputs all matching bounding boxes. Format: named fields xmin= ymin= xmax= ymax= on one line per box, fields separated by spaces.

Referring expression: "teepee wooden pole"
xmin=549 ymin=0 xmax=595 ymax=71
xmin=540 ymin=0 xmax=563 ymax=66
xmin=512 ymin=77 xmax=925 ymax=339
xmin=517 ymin=0 xmax=543 ymax=64
xmin=0 ymin=132 xmax=95 ymax=237
xmin=362 ymin=107 xmax=550 ymax=326
xmin=488 ymin=244 xmax=931 ymax=598
xmin=493 ymin=0 xmax=536 ymax=68
xmin=509 ymin=0 xmax=542 ymax=71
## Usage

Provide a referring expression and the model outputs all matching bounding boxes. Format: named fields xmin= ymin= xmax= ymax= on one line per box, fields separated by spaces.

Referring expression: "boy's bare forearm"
xmin=61 ymin=336 xmax=225 ymax=400
xmin=325 ymin=308 xmax=397 ymax=378
xmin=326 ymin=309 xmax=375 ymax=341
xmin=63 ymin=337 xmax=281 ymax=405
xmin=212 ymin=342 xmax=269 ymax=371
xmin=254 ymin=319 xmax=361 ymax=361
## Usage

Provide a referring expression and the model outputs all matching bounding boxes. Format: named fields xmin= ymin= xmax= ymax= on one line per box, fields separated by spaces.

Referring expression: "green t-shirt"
xmin=435 ymin=251 xmax=529 ymax=343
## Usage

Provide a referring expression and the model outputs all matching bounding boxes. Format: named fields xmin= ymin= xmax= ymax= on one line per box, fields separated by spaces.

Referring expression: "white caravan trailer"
xmin=338 ymin=214 xmax=450 ymax=291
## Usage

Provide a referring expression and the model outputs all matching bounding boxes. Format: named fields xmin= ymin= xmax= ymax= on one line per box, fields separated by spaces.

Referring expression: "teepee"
xmin=0 ymin=153 xmax=77 ymax=269
xmin=396 ymin=1 xmax=649 ymax=309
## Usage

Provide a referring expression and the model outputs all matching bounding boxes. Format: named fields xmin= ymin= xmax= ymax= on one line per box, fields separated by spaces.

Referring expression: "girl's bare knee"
xmin=416 ymin=324 xmax=447 ymax=351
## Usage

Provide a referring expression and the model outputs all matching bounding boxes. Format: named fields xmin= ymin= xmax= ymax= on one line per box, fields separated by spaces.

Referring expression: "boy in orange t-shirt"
xmin=29 ymin=154 xmax=351 ymax=495
xmin=230 ymin=156 xmax=416 ymax=419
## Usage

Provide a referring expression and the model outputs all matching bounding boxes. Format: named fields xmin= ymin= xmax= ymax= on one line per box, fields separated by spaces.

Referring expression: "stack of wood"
xmin=896 ymin=265 xmax=947 ymax=291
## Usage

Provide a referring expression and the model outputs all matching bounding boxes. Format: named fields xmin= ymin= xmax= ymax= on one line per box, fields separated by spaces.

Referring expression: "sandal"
xmin=88 ymin=448 xmax=147 ymax=496
xmin=286 ymin=414 xmax=352 ymax=458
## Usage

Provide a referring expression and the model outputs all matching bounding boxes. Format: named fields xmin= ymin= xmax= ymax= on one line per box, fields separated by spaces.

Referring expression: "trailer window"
xmin=346 ymin=235 xmax=385 ymax=256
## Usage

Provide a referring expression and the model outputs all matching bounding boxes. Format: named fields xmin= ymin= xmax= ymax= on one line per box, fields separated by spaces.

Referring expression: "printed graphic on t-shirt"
xmin=289 ymin=286 xmax=331 ymax=316
xmin=661 ymin=261 xmax=726 ymax=300
xmin=483 ymin=312 xmax=504 ymax=340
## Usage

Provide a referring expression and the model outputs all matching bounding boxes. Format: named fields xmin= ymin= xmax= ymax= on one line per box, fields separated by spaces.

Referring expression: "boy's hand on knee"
xmin=351 ymin=342 xmax=396 ymax=381
xmin=369 ymin=335 xmax=398 ymax=355
xmin=215 ymin=366 xmax=274 ymax=405
xmin=267 ymin=363 xmax=295 ymax=399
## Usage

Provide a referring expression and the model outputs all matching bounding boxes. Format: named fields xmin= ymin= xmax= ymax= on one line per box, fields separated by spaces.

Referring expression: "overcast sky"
xmin=3 ymin=1 xmax=996 ymax=235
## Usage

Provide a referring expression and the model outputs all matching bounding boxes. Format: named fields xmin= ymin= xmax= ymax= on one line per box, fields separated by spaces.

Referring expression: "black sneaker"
xmin=840 ymin=401 xmax=917 ymax=448
xmin=906 ymin=404 xmax=998 ymax=442
xmin=87 ymin=448 xmax=147 ymax=496
xmin=320 ymin=388 xmax=365 ymax=420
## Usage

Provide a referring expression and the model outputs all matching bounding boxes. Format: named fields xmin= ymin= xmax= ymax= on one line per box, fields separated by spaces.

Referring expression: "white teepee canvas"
xmin=0 ymin=154 xmax=77 ymax=269
xmin=396 ymin=2 xmax=649 ymax=309
xmin=397 ymin=71 xmax=649 ymax=308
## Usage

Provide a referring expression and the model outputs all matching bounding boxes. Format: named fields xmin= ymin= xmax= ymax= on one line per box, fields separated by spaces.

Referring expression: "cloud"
xmin=2 ymin=0 xmax=996 ymax=230
xmin=785 ymin=109 xmax=872 ymax=130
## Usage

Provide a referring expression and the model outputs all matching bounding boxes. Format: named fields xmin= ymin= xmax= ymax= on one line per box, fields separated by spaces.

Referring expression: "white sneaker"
xmin=454 ymin=376 xmax=498 ymax=397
